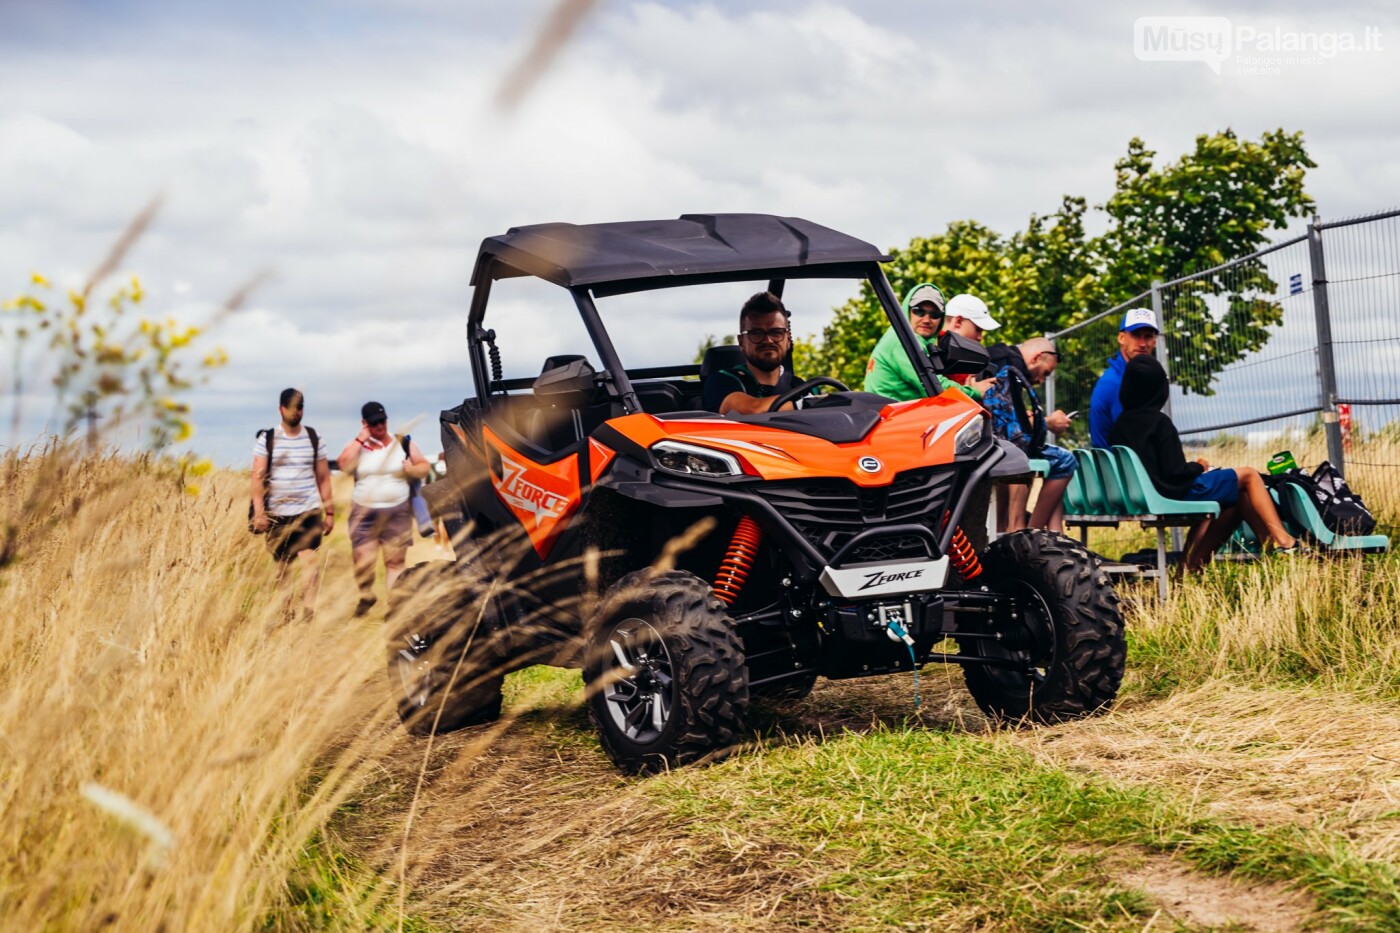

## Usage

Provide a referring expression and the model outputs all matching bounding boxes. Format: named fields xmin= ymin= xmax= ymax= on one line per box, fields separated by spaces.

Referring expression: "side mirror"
xmin=929 ymin=331 xmax=990 ymax=376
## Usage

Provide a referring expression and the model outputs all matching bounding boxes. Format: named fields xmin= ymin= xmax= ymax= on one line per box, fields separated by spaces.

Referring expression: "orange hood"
xmin=607 ymin=389 xmax=984 ymax=486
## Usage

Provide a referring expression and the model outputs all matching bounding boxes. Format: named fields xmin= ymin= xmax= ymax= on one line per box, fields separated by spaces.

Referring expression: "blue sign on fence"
xmin=1289 ymin=272 xmax=1303 ymax=295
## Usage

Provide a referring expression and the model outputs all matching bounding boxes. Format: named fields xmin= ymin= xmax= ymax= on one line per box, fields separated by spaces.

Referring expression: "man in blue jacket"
xmin=1089 ymin=307 xmax=1159 ymax=448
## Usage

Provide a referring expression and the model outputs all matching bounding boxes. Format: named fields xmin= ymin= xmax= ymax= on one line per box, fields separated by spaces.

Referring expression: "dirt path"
xmin=1010 ymin=679 xmax=1400 ymax=863
xmin=1096 ymin=848 xmax=1312 ymax=932
xmin=338 ymin=672 xmax=1389 ymax=930
xmin=343 ymin=698 xmax=843 ymax=931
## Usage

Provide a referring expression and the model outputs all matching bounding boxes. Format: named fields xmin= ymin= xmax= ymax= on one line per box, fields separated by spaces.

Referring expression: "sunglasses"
xmin=367 ymin=418 xmax=386 ymax=427
xmin=910 ymin=307 xmax=944 ymax=318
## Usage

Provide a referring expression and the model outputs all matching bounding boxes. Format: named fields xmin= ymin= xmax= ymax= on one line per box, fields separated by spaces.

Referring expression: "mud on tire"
xmin=584 ymin=570 xmax=749 ymax=774
xmin=962 ymin=529 xmax=1124 ymax=724
xmin=387 ymin=561 xmax=505 ymax=736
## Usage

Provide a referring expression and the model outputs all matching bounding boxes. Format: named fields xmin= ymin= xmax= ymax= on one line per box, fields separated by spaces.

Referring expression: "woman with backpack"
xmin=1109 ymin=356 xmax=1303 ymax=571
xmin=338 ymin=401 xmax=433 ymax=617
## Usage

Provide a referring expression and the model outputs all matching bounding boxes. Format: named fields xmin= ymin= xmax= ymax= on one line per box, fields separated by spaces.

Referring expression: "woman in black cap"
xmin=338 ymin=401 xmax=432 ymax=616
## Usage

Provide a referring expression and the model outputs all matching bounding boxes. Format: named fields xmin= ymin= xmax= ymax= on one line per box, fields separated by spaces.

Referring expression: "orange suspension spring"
xmin=713 ymin=516 xmax=762 ymax=606
xmin=947 ymin=526 xmax=983 ymax=581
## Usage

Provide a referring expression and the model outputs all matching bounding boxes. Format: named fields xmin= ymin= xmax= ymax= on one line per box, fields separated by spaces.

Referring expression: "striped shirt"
xmin=253 ymin=425 xmax=325 ymax=517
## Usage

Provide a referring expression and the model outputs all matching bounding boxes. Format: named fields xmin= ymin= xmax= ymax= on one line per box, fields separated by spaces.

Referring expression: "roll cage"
xmin=463 ymin=214 xmax=944 ymax=414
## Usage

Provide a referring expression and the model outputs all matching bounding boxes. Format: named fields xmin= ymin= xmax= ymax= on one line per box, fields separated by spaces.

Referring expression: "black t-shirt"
xmin=701 ymin=364 xmax=796 ymax=413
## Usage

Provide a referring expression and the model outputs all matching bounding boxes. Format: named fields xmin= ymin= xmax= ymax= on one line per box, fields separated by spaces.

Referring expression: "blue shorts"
xmin=1184 ymin=468 xmax=1239 ymax=506
xmin=1041 ymin=444 xmax=1077 ymax=481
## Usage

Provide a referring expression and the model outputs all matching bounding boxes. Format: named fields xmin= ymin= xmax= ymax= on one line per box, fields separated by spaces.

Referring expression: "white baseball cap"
xmin=1120 ymin=307 xmax=1159 ymax=333
xmin=945 ymin=294 xmax=1001 ymax=331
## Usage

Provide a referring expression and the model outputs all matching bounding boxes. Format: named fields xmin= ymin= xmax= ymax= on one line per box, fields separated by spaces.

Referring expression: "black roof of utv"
xmin=471 ymin=213 xmax=889 ymax=293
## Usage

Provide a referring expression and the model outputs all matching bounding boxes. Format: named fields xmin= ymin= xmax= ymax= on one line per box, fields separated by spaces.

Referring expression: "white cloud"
xmin=1 ymin=0 xmax=1398 ymax=463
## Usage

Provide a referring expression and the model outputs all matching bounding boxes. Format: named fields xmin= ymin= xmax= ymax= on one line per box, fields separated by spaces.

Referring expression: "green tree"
xmin=1089 ymin=130 xmax=1314 ymax=397
xmin=800 ymin=129 xmax=1316 ymax=397
xmin=693 ymin=333 xmax=735 ymax=365
xmin=799 ymin=220 xmax=1015 ymax=388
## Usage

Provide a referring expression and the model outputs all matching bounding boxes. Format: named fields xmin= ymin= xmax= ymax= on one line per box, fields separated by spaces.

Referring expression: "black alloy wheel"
xmin=585 ymin=570 xmax=749 ymax=774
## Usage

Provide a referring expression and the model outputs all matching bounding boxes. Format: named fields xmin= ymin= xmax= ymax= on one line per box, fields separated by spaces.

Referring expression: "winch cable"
xmin=884 ymin=617 xmax=920 ymax=709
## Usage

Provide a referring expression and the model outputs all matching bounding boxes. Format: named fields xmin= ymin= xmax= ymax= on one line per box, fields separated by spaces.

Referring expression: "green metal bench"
xmin=1063 ymin=447 xmax=1219 ymax=599
xmin=1066 ymin=447 xmax=1389 ymax=588
xmin=1272 ymin=481 xmax=1389 ymax=553
xmin=1063 ymin=448 xmax=1132 ymax=541
xmin=1113 ymin=446 xmax=1220 ymax=599
xmin=1221 ymin=484 xmax=1388 ymax=557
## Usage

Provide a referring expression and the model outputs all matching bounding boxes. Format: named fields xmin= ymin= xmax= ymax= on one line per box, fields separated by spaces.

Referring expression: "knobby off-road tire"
xmin=584 ymin=570 xmax=749 ymax=774
xmin=962 ymin=530 xmax=1124 ymax=724
xmin=387 ymin=561 xmax=505 ymax=736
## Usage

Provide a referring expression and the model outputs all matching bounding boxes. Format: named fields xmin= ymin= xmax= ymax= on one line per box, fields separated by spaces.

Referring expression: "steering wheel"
xmin=767 ymin=376 xmax=851 ymax=412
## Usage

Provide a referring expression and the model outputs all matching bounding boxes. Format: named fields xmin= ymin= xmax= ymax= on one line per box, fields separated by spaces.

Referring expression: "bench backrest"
xmin=1063 ymin=456 xmax=1089 ymax=514
xmin=1274 ymin=481 xmax=1336 ymax=546
xmin=1093 ymin=448 xmax=1134 ymax=515
xmin=1113 ymin=446 xmax=1219 ymax=518
xmin=1071 ymin=448 xmax=1106 ymax=513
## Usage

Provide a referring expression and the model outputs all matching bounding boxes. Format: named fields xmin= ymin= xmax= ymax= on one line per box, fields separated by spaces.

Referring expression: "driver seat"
xmin=700 ymin=343 xmax=745 ymax=379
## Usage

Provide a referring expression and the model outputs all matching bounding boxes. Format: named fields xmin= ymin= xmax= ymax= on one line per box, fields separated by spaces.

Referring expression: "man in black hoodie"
xmin=1109 ymin=355 xmax=1299 ymax=570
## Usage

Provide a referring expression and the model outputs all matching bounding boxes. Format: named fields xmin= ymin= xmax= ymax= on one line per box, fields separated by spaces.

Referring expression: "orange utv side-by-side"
xmin=390 ymin=214 xmax=1126 ymax=773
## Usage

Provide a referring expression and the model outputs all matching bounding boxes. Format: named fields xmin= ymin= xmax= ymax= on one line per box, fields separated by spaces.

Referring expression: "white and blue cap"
xmin=1120 ymin=307 xmax=1159 ymax=333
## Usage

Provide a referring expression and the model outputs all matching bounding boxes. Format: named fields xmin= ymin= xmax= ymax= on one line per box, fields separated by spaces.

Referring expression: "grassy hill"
xmin=5 ymin=450 xmax=1400 ymax=930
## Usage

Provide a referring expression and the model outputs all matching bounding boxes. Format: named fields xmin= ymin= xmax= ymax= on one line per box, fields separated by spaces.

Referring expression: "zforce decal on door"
xmin=483 ymin=427 xmax=581 ymax=559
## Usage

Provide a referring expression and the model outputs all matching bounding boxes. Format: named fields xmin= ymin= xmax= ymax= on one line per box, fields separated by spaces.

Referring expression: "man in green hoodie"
xmin=864 ymin=283 xmax=994 ymax=401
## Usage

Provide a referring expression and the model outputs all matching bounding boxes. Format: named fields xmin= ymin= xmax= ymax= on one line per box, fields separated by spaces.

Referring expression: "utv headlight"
xmin=953 ymin=414 xmax=986 ymax=456
xmin=651 ymin=440 xmax=742 ymax=477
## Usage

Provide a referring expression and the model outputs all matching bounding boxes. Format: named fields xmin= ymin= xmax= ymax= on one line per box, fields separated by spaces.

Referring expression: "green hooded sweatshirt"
xmin=863 ymin=282 xmax=982 ymax=402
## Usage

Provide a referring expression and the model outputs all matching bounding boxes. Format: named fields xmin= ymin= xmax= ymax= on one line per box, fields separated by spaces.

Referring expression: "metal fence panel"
xmin=1049 ymin=207 xmax=1400 ymax=524
xmin=1162 ymin=236 xmax=1318 ymax=441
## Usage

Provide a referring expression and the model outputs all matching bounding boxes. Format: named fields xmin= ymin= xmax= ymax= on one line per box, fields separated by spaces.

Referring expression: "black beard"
xmin=748 ymin=354 xmax=781 ymax=374
xmin=285 ymin=414 xmax=302 ymax=427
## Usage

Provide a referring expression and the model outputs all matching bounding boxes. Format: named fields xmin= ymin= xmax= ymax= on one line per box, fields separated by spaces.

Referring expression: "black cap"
xmin=361 ymin=401 xmax=387 ymax=423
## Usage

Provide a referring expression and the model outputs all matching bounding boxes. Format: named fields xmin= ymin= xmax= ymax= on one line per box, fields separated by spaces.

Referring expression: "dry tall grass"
xmin=1190 ymin=431 xmax=1400 ymax=523
xmin=1130 ymin=551 xmax=1400 ymax=698
xmin=7 ymin=440 xmax=1400 ymax=930
xmin=0 ymin=447 xmax=402 ymax=930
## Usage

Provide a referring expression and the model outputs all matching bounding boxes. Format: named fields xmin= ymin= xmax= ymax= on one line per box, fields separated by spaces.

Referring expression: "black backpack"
xmin=1267 ymin=461 xmax=1376 ymax=538
xmin=249 ymin=425 xmax=320 ymax=530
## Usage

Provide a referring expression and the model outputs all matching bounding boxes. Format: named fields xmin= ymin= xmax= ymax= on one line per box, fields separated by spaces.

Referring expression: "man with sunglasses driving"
xmin=702 ymin=291 xmax=800 ymax=415
xmin=864 ymin=283 xmax=994 ymax=402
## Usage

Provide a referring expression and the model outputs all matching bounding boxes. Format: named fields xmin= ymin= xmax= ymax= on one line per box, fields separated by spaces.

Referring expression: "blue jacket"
xmin=1089 ymin=354 xmax=1127 ymax=449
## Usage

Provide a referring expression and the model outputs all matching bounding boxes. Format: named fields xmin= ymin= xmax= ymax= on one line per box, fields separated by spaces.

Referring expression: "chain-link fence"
xmin=1048 ymin=207 xmax=1400 ymax=524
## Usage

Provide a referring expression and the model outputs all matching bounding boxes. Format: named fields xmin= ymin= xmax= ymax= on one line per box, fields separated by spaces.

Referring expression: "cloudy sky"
xmin=2 ymin=0 xmax=1396 ymax=463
